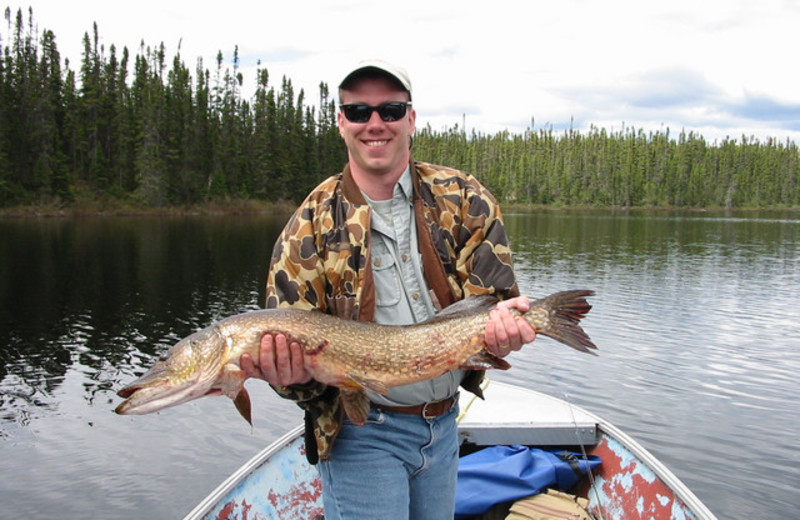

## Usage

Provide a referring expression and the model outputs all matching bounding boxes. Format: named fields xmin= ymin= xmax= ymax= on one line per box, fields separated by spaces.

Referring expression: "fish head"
xmin=115 ymin=325 xmax=229 ymax=416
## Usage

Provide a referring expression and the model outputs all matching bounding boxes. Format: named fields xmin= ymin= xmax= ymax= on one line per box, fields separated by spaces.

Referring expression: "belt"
xmin=371 ymin=395 xmax=456 ymax=419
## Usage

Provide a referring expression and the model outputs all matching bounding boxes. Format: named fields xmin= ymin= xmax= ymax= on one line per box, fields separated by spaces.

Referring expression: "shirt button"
xmin=412 ymin=293 xmax=420 ymax=300
xmin=374 ymin=258 xmax=382 ymax=267
xmin=401 ymin=254 xmax=409 ymax=262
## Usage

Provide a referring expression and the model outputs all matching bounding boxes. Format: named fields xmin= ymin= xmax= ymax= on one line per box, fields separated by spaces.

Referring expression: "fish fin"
xmin=344 ymin=374 xmax=389 ymax=395
xmin=426 ymin=295 xmax=499 ymax=322
xmin=218 ymin=364 xmax=252 ymax=424
xmin=460 ymin=351 xmax=512 ymax=370
xmin=340 ymin=388 xmax=370 ymax=426
xmin=234 ymin=387 xmax=252 ymax=426
xmin=535 ymin=290 xmax=599 ymax=355
xmin=219 ymin=364 xmax=248 ymax=399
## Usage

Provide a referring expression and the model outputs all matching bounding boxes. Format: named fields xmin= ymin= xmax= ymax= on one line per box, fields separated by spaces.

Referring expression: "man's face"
xmin=338 ymin=77 xmax=416 ymax=179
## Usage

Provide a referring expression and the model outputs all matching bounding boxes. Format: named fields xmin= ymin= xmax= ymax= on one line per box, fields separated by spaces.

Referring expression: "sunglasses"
xmin=339 ymin=102 xmax=412 ymax=123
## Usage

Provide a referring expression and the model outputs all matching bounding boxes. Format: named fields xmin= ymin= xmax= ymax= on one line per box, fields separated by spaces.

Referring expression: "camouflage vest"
xmin=265 ymin=160 xmax=519 ymax=462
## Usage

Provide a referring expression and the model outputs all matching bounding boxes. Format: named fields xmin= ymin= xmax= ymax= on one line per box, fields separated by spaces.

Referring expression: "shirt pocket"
xmin=371 ymin=251 xmax=402 ymax=308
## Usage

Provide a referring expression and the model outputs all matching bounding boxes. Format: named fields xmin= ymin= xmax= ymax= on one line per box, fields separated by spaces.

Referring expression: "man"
xmin=241 ymin=60 xmax=536 ymax=520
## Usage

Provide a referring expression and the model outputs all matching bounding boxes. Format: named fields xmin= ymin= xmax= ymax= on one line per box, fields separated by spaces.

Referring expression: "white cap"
xmin=339 ymin=59 xmax=412 ymax=98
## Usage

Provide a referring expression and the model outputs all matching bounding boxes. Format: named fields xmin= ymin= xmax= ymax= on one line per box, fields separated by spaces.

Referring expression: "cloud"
xmin=538 ymin=65 xmax=800 ymax=141
xmin=14 ymin=0 xmax=800 ymax=144
xmin=237 ymin=48 xmax=310 ymax=68
xmin=626 ymin=68 xmax=721 ymax=109
xmin=554 ymin=67 xmax=720 ymax=112
xmin=728 ymin=94 xmax=800 ymax=128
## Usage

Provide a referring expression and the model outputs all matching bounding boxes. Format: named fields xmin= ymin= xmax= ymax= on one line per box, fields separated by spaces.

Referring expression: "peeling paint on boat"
xmin=586 ymin=431 xmax=701 ymax=520
xmin=182 ymin=382 xmax=716 ymax=520
xmin=186 ymin=425 xmax=323 ymax=520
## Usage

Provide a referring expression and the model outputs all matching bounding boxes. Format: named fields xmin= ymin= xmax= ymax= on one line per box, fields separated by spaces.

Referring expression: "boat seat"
xmin=456 ymin=382 xmax=599 ymax=447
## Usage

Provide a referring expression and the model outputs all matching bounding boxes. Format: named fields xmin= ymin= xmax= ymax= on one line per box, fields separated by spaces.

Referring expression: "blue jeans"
xmin=318 ymin=404 xmax=459 ymax=520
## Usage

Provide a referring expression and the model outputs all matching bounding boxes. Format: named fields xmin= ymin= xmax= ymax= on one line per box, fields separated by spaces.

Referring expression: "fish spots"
xmin=306 ymin=339 xmax=329 ymax=355
xmin=361 ymin=352 xmax=376 ymax=370
xmin=408 ymin=354 xmax=441 ymax=375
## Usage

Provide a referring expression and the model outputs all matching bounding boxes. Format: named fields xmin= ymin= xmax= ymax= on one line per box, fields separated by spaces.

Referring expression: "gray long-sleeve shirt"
xmin=363 ymin=167 xmax=464 ymax=407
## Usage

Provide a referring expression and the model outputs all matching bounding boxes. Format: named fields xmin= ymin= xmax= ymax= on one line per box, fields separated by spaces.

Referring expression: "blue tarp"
xmin=455 ymin=445 xmax=601 ymax=518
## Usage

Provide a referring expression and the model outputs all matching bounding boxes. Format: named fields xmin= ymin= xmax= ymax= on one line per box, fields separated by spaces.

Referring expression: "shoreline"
xmin=1 ymin=199 xmax=798 ymax=219
xmin=0 ymin=199 xmax=299 ymax=219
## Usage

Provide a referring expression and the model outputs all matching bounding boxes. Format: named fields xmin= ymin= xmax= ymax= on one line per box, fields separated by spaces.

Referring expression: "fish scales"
xmin=116 ymin=290 xmax=597 ymax=425
xmin=259 ymin=310 xmax=487 ymax=382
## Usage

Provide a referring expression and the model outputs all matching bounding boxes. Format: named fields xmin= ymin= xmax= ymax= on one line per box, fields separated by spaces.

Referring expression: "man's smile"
xmin=364 ymin=139 xmax=389 ymax=147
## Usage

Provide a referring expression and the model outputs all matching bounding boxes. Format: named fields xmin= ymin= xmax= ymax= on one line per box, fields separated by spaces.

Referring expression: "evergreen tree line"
xmin=413 ymin=124 xmax=800 ymax=207
xmin=2 ymin=8 xmax=798 ymax=209
xmin=0 ymin=8 xmax=345 ymax=207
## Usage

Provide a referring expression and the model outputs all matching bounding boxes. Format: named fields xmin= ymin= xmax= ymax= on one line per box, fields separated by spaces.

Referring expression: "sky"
xmin=7 ymin=0 xmax=800 ymax=144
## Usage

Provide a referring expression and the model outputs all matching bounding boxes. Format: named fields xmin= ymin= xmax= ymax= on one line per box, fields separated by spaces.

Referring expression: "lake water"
xmin=1 ymin=210 xmax=798 ymax=519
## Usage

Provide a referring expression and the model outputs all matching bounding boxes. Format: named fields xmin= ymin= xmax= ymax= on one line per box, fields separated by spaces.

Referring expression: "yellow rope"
xmin=456 ymin=378 xmax=491 ymax=423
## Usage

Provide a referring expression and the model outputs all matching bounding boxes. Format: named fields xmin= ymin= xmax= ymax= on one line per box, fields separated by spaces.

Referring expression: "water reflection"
xmin=0 ymin=210 xmax=799 ymax=519
xmin=501 ymin=210 xmax=800 ymax=520
xmin=0 ymin=215 xmax=287 ymax=430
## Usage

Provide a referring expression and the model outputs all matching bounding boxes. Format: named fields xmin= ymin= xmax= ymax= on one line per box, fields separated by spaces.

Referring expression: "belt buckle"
xmin=421 ymin=401 xmax=436 ymax=420
xmin=421 ymin=397 xmax=452 ymax=420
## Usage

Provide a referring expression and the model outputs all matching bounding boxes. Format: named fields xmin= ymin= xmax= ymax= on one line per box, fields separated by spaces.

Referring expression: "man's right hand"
xmin=240 ymin=333 xmax=313 ymax=387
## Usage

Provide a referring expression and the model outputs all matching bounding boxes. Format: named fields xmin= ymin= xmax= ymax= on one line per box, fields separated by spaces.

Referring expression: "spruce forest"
xmin=2 ymin=8 xmax=799 ymax=210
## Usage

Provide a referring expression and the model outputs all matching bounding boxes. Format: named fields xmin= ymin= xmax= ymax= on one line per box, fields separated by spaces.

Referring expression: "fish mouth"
xmin=115 ymin=375 xmax=211 ymax=416
xmin=116 ymin=384 xmax=141 ymax=399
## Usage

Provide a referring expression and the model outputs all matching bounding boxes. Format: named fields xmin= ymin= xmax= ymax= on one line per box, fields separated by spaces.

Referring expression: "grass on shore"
xmin=0 ymin=197 xmax=300 ymax=218
xmin=2 ymin=194 xmax=798 ymax=218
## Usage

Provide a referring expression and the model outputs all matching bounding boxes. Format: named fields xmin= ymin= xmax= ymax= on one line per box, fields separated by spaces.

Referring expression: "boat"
xmin=183 ymin=380 xmax=718 ymax=520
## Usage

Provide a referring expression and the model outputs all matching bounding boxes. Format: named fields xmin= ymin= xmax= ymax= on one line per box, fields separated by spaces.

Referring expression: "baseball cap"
xmin=339 ymin=59 xmax=412 ymax=99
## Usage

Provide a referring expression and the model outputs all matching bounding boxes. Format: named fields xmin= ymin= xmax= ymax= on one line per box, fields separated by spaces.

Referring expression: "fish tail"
xmin=535 ymin=290 xmax=598 ymax=355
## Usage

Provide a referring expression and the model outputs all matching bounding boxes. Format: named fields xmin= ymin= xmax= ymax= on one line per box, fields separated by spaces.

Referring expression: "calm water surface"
xmin=1 ymin=210 xmax=798 ymax=519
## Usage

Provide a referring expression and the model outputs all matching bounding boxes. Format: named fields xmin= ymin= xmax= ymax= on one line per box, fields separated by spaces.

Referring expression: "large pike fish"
xmin=116 ymin=290 xmax=596 ymax=425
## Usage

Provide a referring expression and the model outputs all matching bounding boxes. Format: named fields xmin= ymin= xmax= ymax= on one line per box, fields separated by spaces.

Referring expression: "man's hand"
xmin=484 ymin=296 xmax=537 ymax=358
xmin=240 ymin=333 xmax=313 ymax=387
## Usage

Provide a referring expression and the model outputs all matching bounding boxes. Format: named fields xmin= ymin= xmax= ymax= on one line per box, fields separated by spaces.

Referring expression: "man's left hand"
xmin=484 ymin=296 xmax=537 ymax=358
